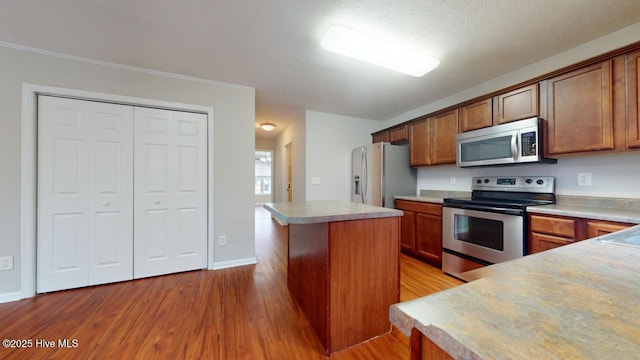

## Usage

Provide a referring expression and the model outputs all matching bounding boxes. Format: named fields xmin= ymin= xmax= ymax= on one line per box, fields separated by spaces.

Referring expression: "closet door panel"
xmin=37 ymin=96 xmax=134 ymax=293
xmin=134 ymin=108 xmax=207 ymax=278
xmin=173 ymin=112 xmax=207 ymax=272
xmin=134 ymin=108 xmax=174 ymax=278
xmin=91 ymin=108 xmax=134 ymax=285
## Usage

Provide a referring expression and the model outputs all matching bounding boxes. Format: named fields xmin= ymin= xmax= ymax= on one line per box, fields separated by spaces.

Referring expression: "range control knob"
xmin=484 ymin=178 xmax=490 ymax=184
xmin=525 ymin=178 xmax=533 ymax=184
xmin=476 ymin=179 xmax=482 ymax=184
xmin=536 ymin=179 xmax=544 ymax=185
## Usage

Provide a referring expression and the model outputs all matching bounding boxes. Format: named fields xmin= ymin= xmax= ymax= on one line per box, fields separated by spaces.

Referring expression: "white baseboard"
xmin=0 ymin=291 xmax=23 ymax=304
xmin=211 ymin=257 xmax=258 ymax=270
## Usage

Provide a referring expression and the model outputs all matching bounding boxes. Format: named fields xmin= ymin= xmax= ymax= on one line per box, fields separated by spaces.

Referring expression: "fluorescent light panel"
xmin=321 ymin=25 xmax=439 ymax=77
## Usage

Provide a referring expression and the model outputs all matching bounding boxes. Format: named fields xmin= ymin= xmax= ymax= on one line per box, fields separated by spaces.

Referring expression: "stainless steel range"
xmin=442 ymin=176 xmax=555 ymax=279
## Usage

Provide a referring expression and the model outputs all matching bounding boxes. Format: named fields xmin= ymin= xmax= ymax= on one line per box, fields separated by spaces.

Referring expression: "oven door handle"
xmin=444 ymin=203 xmax=524 ymax=216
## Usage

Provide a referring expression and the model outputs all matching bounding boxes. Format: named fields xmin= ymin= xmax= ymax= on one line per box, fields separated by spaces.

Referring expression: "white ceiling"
xmin=2 ymin=1 xmax=640 ymax=139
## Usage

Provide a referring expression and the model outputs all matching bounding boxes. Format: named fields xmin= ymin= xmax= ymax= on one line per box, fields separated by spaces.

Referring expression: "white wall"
xmin=273 ymin=118 xmax=306 ymax=202
xmin=305 ymin=111 xmax=380 ymax=201
xmin=416 ymin=152 xmax=640 ymax=198
xmin=0 ymin=44 xmax=256 ymax=298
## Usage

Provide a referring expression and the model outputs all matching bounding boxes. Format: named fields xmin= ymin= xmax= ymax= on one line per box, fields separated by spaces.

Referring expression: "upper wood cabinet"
xmin=627 ymin=50 xmax=640 ymax=148
xmin=430 ymin=110 xmax=458 ymax=165
xmin=409 ymin=110 xmax=458 ymax=167
xmin=493 ymin=83 xmax=539 ymax=125
xmin=409 ymin=118 xmax=430 ymax=166
xmin=372 ymin=131 xmax=389 ymax=143
xmin=545 ymin=60 xmax=614 ymax=155
xmin=458 ymin=98 xmax=492 ymax=132
xmin=389 ymin=125 xmax=409 ymax=143
xmin=372 ymin=125 xmax=408 ymax=144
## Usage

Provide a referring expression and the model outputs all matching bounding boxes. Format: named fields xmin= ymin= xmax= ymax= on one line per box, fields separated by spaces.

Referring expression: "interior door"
xmin=37 ymin=96 xmax=134 ymax=293
xmin=133 ymin=108 xmax=207 ymax=278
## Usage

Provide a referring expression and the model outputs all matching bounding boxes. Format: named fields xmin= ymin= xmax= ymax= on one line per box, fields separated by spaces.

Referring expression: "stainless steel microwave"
xmin=456 ymin=117 xmax=556 ymax=167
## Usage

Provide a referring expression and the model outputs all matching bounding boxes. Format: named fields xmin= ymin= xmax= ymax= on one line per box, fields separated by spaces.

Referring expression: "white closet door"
xmin=133 ymin=108 xmax=207 ymax=278
xmin=37 ymin=96 xmax=134 ymax=293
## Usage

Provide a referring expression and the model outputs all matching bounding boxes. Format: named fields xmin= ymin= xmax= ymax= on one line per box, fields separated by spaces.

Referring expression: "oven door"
xmin=442 ymin=206 xmax=524 ymax=264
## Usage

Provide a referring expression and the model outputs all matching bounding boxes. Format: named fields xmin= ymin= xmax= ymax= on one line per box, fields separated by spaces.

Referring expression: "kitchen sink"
xmin=599 ymin=231 xmax=640 ymax=249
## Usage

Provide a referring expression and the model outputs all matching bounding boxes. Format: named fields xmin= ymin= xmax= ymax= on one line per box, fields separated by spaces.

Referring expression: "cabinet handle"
xmin=154 ymin=200 xmax=161 ymax=204
xmin=103 ymin=201 xmax=111 ymax=206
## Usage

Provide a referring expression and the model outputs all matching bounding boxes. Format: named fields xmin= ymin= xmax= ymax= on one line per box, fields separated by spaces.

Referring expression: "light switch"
xmin=311 ymin=177 xmax=321 ymax=185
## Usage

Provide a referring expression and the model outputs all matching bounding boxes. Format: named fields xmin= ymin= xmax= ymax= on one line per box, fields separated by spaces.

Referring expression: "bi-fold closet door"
xmin=37 ymin=96 xmax=207 ymax=293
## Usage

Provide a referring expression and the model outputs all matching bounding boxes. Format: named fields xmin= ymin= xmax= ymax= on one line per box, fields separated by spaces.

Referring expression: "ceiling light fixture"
xmin=260 ymin=123 xmax=276 ymax=131
xmin=321 ymin=24 xmax=439 ymax=77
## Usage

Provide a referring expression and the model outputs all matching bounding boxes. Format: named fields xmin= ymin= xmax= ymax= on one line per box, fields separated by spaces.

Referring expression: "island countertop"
xmin=389 ymin=225 xmax=640 ymax=360
xmin=264 ymin=200 xmax=402 ymax=225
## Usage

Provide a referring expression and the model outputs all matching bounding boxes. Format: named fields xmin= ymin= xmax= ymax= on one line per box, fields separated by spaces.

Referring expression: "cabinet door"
xmin=409 ymin=119 xmax=430 ymax=166
xmin=586 ymin=220 xmax=632 ymax=238
xmin=546 ymin=61 xmax=614 ymax=155
xmin=494 ymin=83 xmax=539 ymax=125
xmin=458 ymin=98 xmax=492 ymax=132
xmin=372 ymin=131 xmax=389 ymax=143
xmin=627 ymin=50 xmax=640 ymax=148
xmin=529 ymin=233 xmax=573 ymax=254
xmin=389 ymin=125 xmax=409 ymax=143
xmin=529 ymin=215 xmax=576 ymax=238
xmin=415 ymin=213 xmax=442 ymax=267
xmin=400 ymin=210 xmax=416 ymax=252
xmin=430 ymin=110 xmax=458 ymax=165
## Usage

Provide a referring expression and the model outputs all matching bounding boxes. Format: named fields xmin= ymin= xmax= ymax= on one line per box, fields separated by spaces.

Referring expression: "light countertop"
xmin=527 ymin=204 xmax=640 ymax=224
xmin=263 ymin=200 xmax=402 ymax=225
xmin=394 ymin=195 xmax=444 ymax=204
xmin=389 ymin=225 xmax=640 ymax=359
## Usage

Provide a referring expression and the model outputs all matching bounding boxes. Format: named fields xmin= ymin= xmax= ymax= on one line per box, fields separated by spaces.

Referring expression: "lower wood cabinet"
xmin=395 ymin=199 xmax=442 ymax=268
xmin=529 ymin=213 xmax=634 ymax=254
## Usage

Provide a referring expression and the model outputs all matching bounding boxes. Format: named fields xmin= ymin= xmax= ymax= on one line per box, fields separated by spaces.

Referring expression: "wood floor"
xmin=0 ymin=207 xmax=462 ymax=359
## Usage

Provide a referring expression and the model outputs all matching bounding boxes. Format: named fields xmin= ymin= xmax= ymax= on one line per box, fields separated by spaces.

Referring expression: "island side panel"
xmin=411 ymin=327 xmax=454 ymax=360
xmin=328 ymin=216 xmax=401 ymax=353
xmin=287 ymin=223 xmax=329 ymax=350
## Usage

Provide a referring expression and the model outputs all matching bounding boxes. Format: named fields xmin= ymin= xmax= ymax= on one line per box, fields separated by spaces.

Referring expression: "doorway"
xmin=255 ymin=150 xmax=273 ymax=204
xmin=284 ymin=142 xmax=293 ymax=202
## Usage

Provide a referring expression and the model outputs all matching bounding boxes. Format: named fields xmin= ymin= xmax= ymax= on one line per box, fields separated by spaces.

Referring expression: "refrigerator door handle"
xmin=361 ymin=147 xmax=367 ymax=203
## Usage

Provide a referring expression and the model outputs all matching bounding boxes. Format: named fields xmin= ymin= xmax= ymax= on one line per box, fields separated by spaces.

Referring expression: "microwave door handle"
xmin=511 ymin=132 xmax=518 ymax=160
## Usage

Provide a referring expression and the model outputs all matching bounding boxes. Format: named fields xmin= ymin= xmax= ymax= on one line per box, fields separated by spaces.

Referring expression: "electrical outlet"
xmin=0 ymin=256 xmax=13 ymax=271
xmin=578 ymin=172 xmax=592 ymax=186
xmin=219 ymin=235 xmax=227 ymax=246
xmin=450 ymin=176 xmax=456 ymax=185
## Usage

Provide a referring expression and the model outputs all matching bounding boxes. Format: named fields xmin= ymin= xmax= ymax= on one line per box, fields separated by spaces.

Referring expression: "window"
xmin=255 ymin=151 xmax=272 ymax=195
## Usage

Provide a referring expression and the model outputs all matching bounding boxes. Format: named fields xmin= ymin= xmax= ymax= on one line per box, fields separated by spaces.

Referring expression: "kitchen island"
xmin=264 ymin=201 xmax=403 ymax=355
xmin=390 ymin=225 xmax=640 ymax=359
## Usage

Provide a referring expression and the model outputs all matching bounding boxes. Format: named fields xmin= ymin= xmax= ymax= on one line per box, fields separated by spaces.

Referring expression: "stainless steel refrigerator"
xmin=352 ymin=142 xmax=417 ymax=208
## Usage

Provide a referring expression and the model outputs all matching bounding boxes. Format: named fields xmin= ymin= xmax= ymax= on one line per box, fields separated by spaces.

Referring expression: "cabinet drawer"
xmin=395 ymin=200 xmax=442 ymax=216
xmin=530 ymin=215 xmax=576 ymax=238
xmin=586 ymin=220 xmax=633 ymax=238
